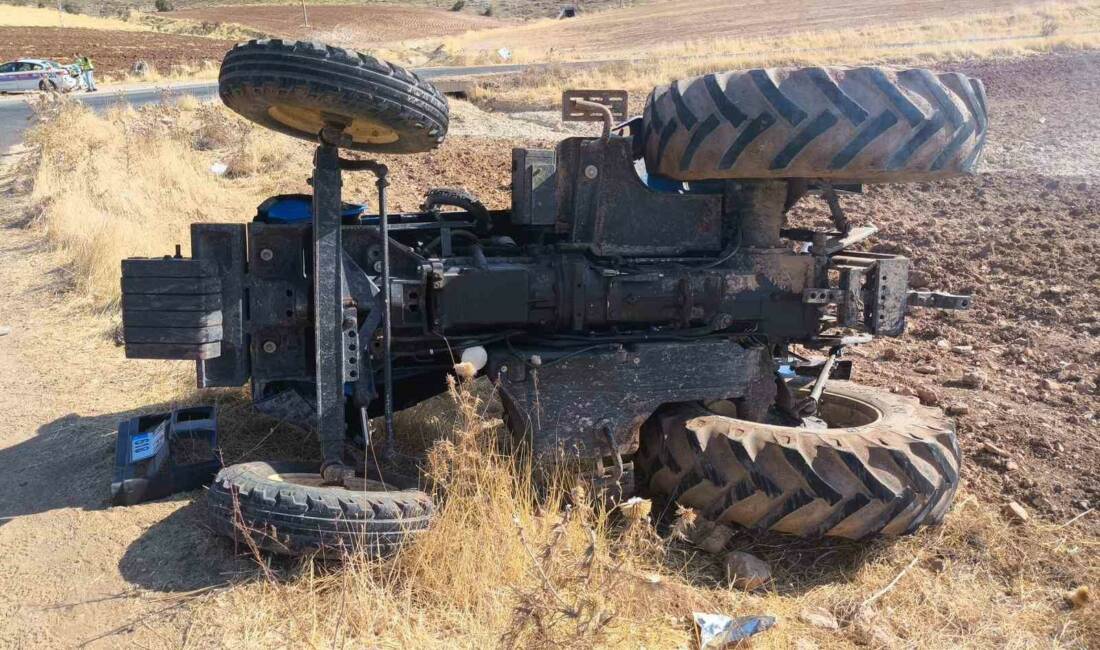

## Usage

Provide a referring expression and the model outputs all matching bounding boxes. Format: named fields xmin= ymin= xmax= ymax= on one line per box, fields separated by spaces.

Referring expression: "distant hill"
xmin=4 ymin=0 xmax=651 ymax=21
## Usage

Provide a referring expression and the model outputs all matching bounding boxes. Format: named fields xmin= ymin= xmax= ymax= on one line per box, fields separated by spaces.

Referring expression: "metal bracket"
xmin=866 ymin=257 xmax=909 ymax=336
xmin=837 ymin=266 xmax=864 ymax=327
xmin=341 ymin=305 xmax=360 ymax=383
xmin=824 ymin=225 xmax=877 ymax=255
xmin=562 ymin=89 xmax=628 ymax=123
xmin=779 ymin=225 xmax=877 ymax=254
xmin=802 ymin=288 xmax=846 ymax=304
xmin=907 ymin=290 xmax=973 ymax=310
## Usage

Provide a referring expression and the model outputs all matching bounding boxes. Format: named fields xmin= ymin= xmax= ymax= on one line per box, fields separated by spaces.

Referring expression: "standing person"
xmin=78 ymin=54 xmax=97 ymax=92
xmin=72 ymin=54 xmax=85 ymax=90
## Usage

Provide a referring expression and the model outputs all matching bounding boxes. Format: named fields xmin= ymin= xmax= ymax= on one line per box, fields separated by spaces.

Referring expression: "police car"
xmin=0 ymin=58 xmax=80 ymax=93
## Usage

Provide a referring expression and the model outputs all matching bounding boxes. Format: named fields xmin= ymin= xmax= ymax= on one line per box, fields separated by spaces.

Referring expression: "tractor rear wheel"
xmin=636 ymin=382 xmax=960 ymax=540
xmin=643 ymin=66 xmax=987 ymax=183
xmin=207 ymin=460 xmax=434 ymax=556
xmin=219 ymin=39 xmax=448 ymax=154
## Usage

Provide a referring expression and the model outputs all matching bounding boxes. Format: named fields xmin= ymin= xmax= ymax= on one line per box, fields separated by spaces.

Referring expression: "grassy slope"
xmin=0 ymin=4 xmax=147 ymax=29
xmin=0 ymin=3 xmax=268 ymax=40
xmin=40 ymin=0 xmax=651 ymax=20
xmin=439 ymin=1 xmax=1100 ymax=107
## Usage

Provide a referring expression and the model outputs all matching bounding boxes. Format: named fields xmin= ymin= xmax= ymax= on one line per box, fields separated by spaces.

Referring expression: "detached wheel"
xmin=644 ymin=66 xmax=987 ymax=182
xmin=636 ymin=382 xmax=961 ymax=540
xmin=207 ymin=461 xmax=434 ymax=556
xmin=219 ymin=39 xmax=448 ymax=153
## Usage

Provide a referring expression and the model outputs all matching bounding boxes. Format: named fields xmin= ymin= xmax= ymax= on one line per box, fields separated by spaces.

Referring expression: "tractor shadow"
xmin=0 ymin=392 xmax=321 ymax=591
xmin=0 ymin=393 xmax=295 ymax=528
xmin=116 ymin=497 xmax=254 ymax=592
xmin=0 ymin=408 xmax=138 ymax=529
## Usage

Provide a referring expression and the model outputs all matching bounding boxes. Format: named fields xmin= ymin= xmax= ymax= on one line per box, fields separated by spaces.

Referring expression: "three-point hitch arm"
xmin=314 ymin=126 xmax=393 ymax=484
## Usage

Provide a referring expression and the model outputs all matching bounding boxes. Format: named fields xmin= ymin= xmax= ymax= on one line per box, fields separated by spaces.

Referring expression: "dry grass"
xmin=181 ymin=377 xmax=1098 ymax=648
xmin=431 ymin=0 xmax=1100 ymax=62
xmin=451 ymin=1 xmax=1100 ymax=108
xmin=98 ymin=60 xmax=220 ymax=85
xmin=22 ymin=98 xmax=291 ymax=312
xmin=0 ymin=3 xmax=265 ymax=40
xmin=0 ymin=4 xmax=145 ymax=30
xmin=130 ymin=11 xmax=269 ymax=42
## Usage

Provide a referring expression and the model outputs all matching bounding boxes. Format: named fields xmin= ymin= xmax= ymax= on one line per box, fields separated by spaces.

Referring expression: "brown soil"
xmin=450 ymin=0 xmax=1053 ymax=56
xmin=0 ymin=26 xmax=234 ymax=77
xmin=786 ymin=52 xmax=1100 ymax=523
xmin=90 ymin=0 xmax=645 ymax=21
xmin=169 ymin=4 xmax=502 ymax=45
xmin=455 ymin=0 xmax=653 ymax=19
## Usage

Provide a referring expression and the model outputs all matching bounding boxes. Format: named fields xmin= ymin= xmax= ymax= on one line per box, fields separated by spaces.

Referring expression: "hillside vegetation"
xmin=457 ymin=1 xmax=1100 ymax=108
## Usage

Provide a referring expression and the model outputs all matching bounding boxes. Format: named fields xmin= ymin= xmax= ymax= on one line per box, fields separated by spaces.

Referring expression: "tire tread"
xmin=637 ymin=382 xmax=961 ymax=540
xmin=219 ymin=39 xmax=448 ymax=154
xmin=206 ymin=461 xmax=433 ymax=556
xmin=644 ymin=66 xmax=987 ymax=182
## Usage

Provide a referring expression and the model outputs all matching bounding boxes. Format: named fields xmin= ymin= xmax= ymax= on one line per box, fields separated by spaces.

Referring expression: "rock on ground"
xmin=799 ymin=607 xmax=840 ymax=630
xmin=724 ymin=551 xmax=771 ymax=591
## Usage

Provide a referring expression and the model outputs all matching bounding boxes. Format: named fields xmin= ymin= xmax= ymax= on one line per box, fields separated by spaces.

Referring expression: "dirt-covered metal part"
xmin=491 ymin=341 xmax=776 ymax=459
xmin=120 ymin=126 xmax=970 ymax=471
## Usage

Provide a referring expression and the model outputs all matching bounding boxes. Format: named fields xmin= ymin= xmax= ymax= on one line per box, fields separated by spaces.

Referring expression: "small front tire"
xmin=219 ymin=39 xmax=449 ymax=154
xmin=206 ymin=460 xmax=434 ymax=556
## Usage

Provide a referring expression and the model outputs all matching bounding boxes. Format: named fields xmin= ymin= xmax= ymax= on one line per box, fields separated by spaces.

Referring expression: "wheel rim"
xmin=811 ymin=391 xmax=882 ymax=428
xmin=266 ymin=104 xmax=400 ymax=144
xmin=706 ymin=388 xmax=882 ymax=430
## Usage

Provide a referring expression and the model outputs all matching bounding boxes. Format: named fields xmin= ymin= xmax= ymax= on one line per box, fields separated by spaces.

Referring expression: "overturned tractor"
xmin=114 ymin=39 xmax=983 ymax=554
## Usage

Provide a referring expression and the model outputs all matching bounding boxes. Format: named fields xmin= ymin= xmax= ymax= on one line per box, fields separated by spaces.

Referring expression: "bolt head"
xmin=262 ymin=340 xmax=278 ymax=354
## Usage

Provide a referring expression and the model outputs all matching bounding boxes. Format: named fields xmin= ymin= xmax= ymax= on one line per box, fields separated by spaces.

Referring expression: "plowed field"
xmin=169 ymin=4 xmax=502 ymax=46
xmin=0 ymin=27 xmax=234 ymax=77
xmin=446 ymin=0 xmax=1053 ymax=57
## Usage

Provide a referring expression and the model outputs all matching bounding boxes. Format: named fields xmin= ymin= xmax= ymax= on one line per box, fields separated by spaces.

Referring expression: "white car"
xmin=0 ymin=58 xmax=80 ymax=93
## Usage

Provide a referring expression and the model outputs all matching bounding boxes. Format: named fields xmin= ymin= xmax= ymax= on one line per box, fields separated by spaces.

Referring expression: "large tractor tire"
xmin=207 ymin=461 xmax=434 ymax=556
xmin=219 ymin=39 xmax=448 ymax=154
xmin=636 ymin=382 xmax=960 ymax=540
xmin=643 ymin=67 xmax=987 ymax=182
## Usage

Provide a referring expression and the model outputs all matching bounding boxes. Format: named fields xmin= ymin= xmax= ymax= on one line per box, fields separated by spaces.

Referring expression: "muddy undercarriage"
xmin=113 ymin=39 xmax=983 ymax=553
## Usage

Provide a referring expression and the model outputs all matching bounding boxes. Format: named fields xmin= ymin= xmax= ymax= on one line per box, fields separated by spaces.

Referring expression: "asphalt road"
xmin=0 ymin=63 xmax=542 ymax=152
